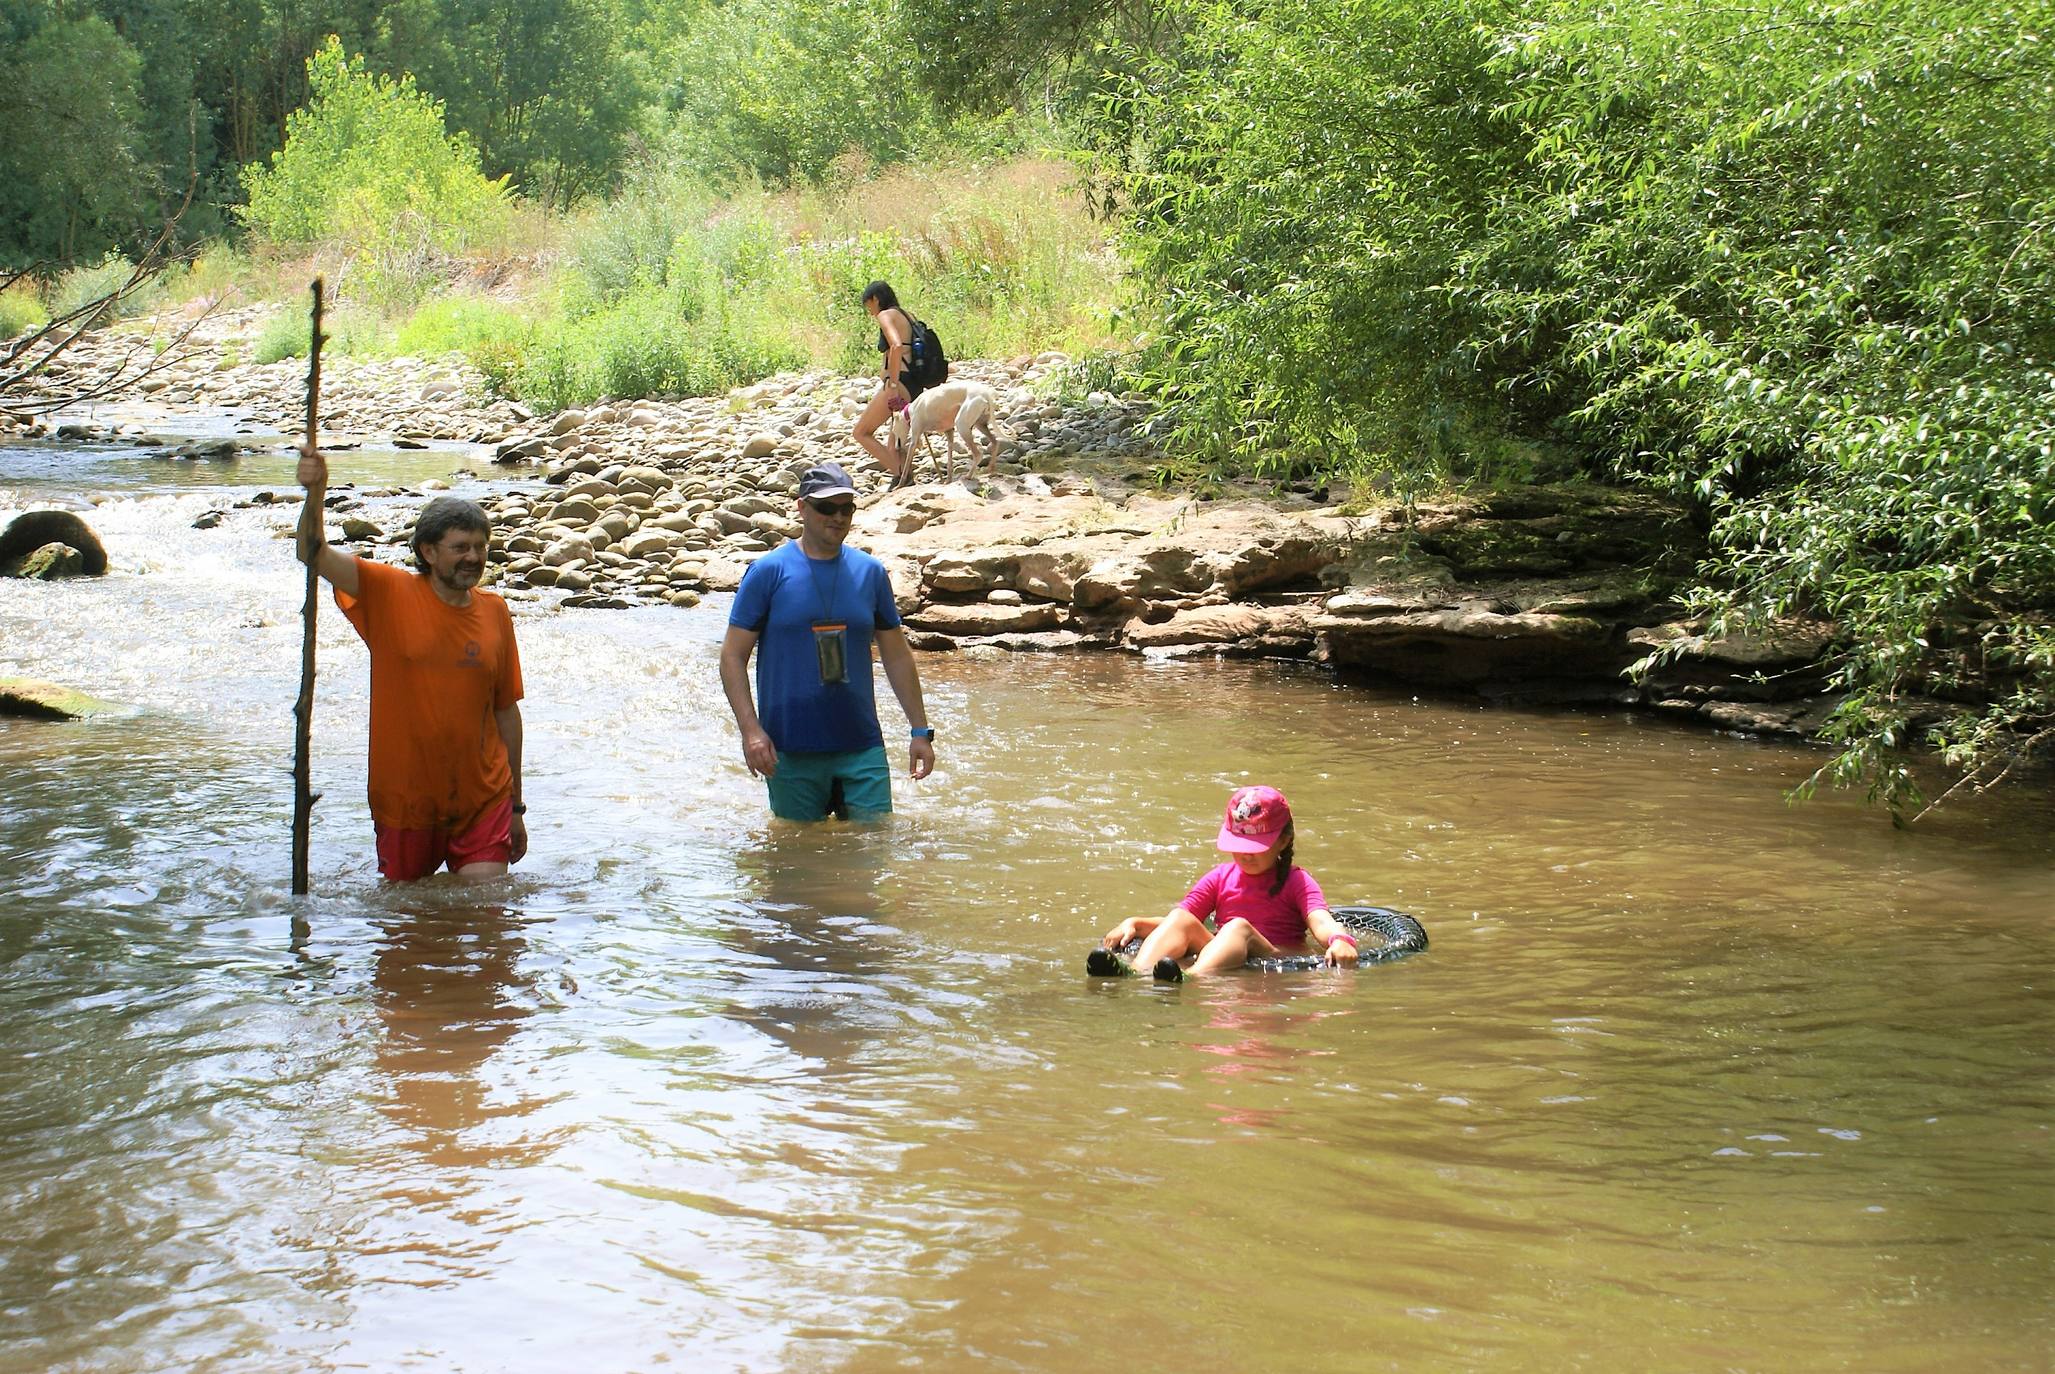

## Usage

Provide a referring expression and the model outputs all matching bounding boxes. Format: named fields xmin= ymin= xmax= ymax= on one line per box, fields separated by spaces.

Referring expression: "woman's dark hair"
xmin=861 ymin=280 xmax=900 ymax=313
xmin=412 ymin=496 xmax=491 ymax=572
xmin=1268 ymin=820 xmax=1296 ymax=898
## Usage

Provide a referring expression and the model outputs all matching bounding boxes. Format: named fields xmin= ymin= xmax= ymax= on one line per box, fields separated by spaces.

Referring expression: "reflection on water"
xmin=372 ymin=901 xmax=542 ymax=1166
xmin=1 ymin=451 xmax=2051 ymax=1372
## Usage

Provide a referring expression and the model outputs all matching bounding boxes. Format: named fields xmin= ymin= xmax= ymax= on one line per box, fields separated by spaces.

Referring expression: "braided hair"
xmin=1268 ymin=820 xmax=1296 ymax=898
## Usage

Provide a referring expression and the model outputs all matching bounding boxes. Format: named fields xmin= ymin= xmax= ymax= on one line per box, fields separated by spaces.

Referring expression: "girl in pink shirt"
xmin=1090 ymin=785 xmax=1362 ymax=982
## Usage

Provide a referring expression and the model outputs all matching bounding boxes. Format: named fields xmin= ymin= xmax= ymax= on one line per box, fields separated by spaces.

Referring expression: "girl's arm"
xmin=1306 ymin=906 xmax=1359 ymax=967
xmin=1102 ymin=906 xmax=1185 ymax=949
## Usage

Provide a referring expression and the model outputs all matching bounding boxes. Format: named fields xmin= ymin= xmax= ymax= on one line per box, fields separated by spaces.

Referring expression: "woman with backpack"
xmin=853 ymin=280 xmax=943 ymax=487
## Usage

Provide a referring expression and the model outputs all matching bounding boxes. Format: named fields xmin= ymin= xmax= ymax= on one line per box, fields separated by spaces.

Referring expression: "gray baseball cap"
xmin=797 ymin=462 xmax=858 ymax=500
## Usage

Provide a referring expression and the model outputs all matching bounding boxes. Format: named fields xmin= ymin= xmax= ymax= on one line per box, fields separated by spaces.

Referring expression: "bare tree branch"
xmin=0 ymin=114 xmax=204 ymax=402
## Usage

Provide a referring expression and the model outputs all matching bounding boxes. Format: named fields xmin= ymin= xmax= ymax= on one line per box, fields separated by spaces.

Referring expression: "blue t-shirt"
xmin=728 ymin=539 xmax=903 ymax=754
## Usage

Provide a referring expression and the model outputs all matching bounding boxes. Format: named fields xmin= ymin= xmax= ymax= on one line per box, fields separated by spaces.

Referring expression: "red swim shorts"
xmin=374 ymin=796 xmax=514 ymax=882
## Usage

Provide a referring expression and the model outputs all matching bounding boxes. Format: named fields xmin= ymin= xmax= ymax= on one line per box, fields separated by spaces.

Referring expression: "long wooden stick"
xmin=291 ymin=279 xmax=327 ymax=896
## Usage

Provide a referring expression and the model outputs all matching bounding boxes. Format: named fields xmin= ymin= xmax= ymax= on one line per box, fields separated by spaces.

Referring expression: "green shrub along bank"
xmin=201 ymin=153 xmax=1122 ymax=414
xmin=240 ymin=38 xmax=510 ymax=313
xmin=416 ymin=159 xmax=1121 ymax=411
xmin=1088 ymin=0 xmax=2055 ymax=811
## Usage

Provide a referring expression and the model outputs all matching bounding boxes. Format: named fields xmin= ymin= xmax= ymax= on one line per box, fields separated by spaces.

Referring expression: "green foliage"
xmin=1090 ymin=0 xmax=1524 ymax=485
xmin=250 ymin=302 xmax=382 ymax=363
xmin=390 ymin=295 xmax=532 ymax=360
xmin=0 ymin=281 xmax=48 ymax=340
xmin=1485 ymin=3 xmax=2055 ymax=812
xmin=644 ymin=0 xmax=922 ymax=184
xmin=250 ymin=309 xmax=311 ymax=365
xmin=0 ymin=11 xmax=149 ymax=264
xmin=1090 ymin=0 xmax=2055 ymax=808
xmin=561 ymin=166 xmax=711 ymax=312
xmin=48 ymin=254 xmax=163 ymax=322
xmin=897 ymin=0 xmax=1161 ymax=115
xmin=513 ymin=293 xmax=803 ymax=412
xmin=159 ymin=243 xmax=248 ymax=309
xmin=547 ymin=157 xmax=1121 ymax=384
xmin=241 ymin=37 xmax=510 ymax=309
xmin=369 ymin=0 xmax=633 ymax=204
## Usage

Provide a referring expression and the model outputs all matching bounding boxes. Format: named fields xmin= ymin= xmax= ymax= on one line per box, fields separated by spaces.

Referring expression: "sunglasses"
xmin=806 ymin=499 xmax=856 ymax=518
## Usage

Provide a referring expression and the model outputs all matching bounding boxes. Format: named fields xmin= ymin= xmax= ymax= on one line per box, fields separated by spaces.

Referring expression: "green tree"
xmin=645 ymin=0 xmax=921 ymax=183
xmin=373 ymin=0 xmax=635 ymax=203
xmin=895 ymin=0 xmax=1166 ymax=117
xmin=1088 ymin=0 xmax=2055 ymax=810
xmin=0 ymin=10 xmax=149 ymax=263
xmin=241 ymin=36 xmax=510 ymax=305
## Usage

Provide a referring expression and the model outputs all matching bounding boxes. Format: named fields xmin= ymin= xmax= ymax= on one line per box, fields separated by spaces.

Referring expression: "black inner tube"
xmin=1109 ymin=905 xmax=1429 ymax=974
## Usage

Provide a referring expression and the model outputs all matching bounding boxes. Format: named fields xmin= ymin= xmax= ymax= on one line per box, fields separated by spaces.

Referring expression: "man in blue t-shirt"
xmin=719 ymin=462 xmax=937 ymax=821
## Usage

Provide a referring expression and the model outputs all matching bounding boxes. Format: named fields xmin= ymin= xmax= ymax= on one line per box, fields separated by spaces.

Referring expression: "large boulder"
xmin=1125 ymin=604 xmax=1317 ymax=652
xmin=1632 ymin=619 xmax=1835 ymax=703
xmin=0 ymin=510 xmax=106 ymax=577
xmin=1314 ymin=602 xmax=1634 ymax=694
xmin=0 ymin=677 xmax=120 ymax=720
xmin=1408 ymin=485 xmax=1701 ymax=578
xmin=905 ymin=601 xmax=1067 ymax=636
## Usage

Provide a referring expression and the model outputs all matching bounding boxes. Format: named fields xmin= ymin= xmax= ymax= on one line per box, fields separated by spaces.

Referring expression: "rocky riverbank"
xmin=5 ymin=309 xmax=1841 ymax=739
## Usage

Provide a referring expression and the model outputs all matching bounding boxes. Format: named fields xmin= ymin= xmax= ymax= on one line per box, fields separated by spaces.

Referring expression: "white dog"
xmin=891 ymin=380 xmax=1002 ymax=483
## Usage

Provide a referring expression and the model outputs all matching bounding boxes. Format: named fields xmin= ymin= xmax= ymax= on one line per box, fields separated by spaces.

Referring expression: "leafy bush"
xmin=646 ymin=0 xmax=917 ymax=185
xmin=160 ymin=243 xmax=248 ymax=309
xmin=0 ymin=281 xmax=48 ymax=340
xmin=47 ymin=253 xmax=164 ymax=323
xmin=390 ymin=295 xmax=530 ymax=359
xmin=250 ymin=302 xmax=382 ymax=364
xmin=513 ymin=292 xmax=803 ymax=411
xmin=1477 ymin=4 xmax=2055 ymax=810
xmin=468 ymin=336 xmax=528 ymax=399
xmin=241 ymin=38 xmax=510 ymax=310
xmin=1089 ymin=0 xmax=2055 ymax=809
xmin=250 ymin=309 xmax=313 ymax=364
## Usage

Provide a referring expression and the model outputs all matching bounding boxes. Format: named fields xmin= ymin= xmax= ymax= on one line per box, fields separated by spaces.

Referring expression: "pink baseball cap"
xmin=1217 ymin=785 xmax=1292 ymax=853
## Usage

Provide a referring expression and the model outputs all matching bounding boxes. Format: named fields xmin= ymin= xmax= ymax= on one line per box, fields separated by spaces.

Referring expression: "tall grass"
xmin=249 ymin=302 xmax=386 ymax=363
xmin=0 ymin=278 xmax=48 ymax=340
xmin=490 ymin=153 xmax=1127 ymax=407
xmin=135 ymin=154 xmax=1128 ymax=407
xmin=47 ymin=254 xmax=167 ymax=323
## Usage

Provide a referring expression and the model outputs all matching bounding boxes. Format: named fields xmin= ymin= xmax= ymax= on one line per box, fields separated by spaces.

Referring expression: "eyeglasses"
xmin=807 ymin=499 xmax=856 ymax=518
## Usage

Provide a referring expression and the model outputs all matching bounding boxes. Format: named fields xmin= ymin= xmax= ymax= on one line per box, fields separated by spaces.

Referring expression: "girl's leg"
xmin=1134 ymin=909 xmax=1210 ymax=968
xmin=852 ymin=384 xmax=903 ymax=477
xmin=1186 ymin=918 xmax=1280 ymax=978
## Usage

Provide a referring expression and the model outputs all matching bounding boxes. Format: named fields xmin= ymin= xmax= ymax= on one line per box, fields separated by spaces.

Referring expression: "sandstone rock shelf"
xmin=4 ymin=311 xmax=1841 ymax=740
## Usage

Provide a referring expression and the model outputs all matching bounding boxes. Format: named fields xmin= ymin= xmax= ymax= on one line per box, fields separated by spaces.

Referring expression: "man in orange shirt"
xmin=297 ymin=446 xmax=527 ymax=882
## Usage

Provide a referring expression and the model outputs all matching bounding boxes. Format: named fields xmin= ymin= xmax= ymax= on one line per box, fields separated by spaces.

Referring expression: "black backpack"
xmin=908 ymin=316 xmax=949 ymax=387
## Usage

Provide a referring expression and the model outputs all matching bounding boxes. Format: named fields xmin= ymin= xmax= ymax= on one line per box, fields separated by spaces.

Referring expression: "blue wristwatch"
xmin=910 ymin=727 xmax=935 ymax=740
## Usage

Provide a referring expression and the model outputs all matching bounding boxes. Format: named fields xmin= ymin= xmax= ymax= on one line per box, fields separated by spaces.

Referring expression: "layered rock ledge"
xmin=6 ymin=314 xmax=1839 ymax=738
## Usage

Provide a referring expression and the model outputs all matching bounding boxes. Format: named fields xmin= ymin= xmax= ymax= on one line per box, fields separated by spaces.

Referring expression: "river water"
xmin=2 ymin=426 xmax=2051 ymax=1373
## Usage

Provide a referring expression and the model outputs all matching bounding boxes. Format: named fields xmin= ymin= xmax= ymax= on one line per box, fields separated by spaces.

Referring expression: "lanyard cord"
xmin=806 ymin=550 xmax=842 ymax=622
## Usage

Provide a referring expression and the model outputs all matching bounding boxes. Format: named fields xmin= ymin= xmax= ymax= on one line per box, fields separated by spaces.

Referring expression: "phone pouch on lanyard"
xmin=812 ymin=621 xmax=848 ymax=684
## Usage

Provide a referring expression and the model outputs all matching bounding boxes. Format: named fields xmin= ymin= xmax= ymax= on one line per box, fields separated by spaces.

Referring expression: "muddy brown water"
xmin=3 ymin=436 xmax=2051 ymax=1372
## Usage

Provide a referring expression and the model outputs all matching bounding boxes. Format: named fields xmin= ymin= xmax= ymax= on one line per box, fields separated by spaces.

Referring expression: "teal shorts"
xmin=766 ymin=745 xmax=892 ymax=822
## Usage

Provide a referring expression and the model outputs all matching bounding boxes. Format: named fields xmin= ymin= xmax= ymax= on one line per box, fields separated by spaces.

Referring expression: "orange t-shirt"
xmin=336 ymin=558 xmax=524 ymax=831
